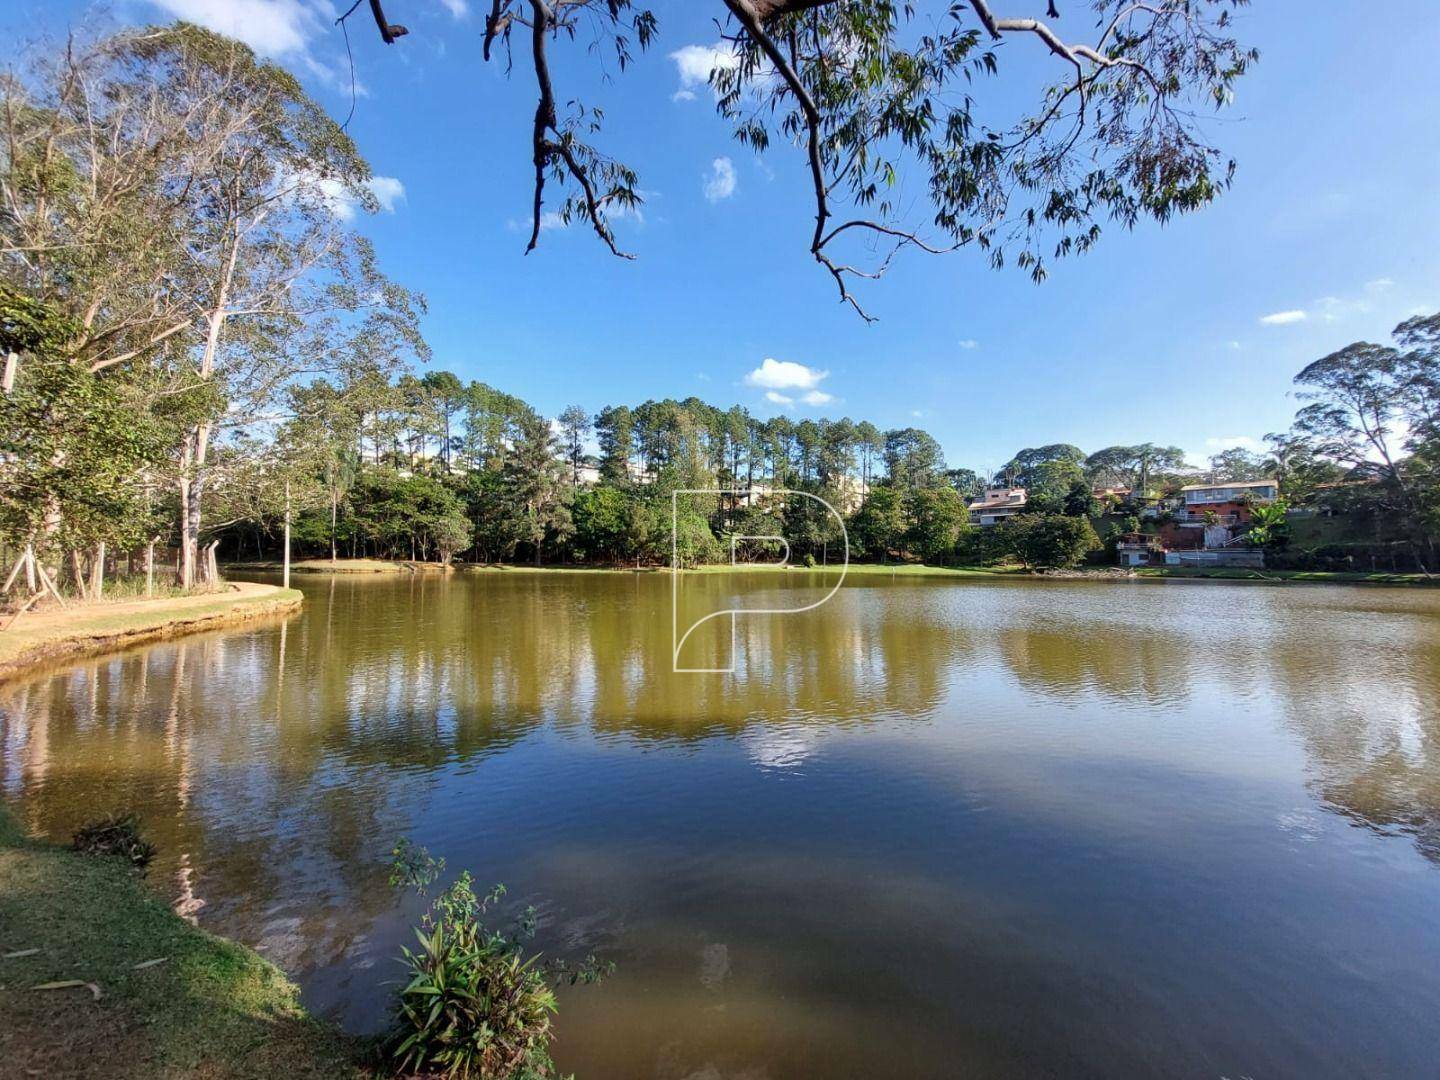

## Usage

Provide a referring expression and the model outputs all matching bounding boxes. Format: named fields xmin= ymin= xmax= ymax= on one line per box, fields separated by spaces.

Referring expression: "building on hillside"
xmin=1115 ymin=533 xmax=1166 ymax=567
xmin=1092 ymin=486 xmax=1133 ymax=504
xmin=1174 ymin=480 xmax=1278 ymax=526
xmin=734 ymin=482 xmax=774 ymax=507
xmin=833 ymin=474 xmax=870 ymax=513
xmin=967 ymin=487 xmax=1027 ymax=526
xmin=565 ymin=460 xmax=656 ymax=486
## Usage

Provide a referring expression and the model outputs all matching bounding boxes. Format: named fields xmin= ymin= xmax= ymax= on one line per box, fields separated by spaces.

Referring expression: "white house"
xmin=967 ymin=486 xmax=1027 ymax=526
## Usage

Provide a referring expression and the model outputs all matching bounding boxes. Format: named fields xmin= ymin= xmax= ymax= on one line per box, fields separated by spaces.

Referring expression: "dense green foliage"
xmin=388 ymin=841 xmax=610 ymax=1079
xmin=1 ymin=22 xmax=1435 ymax=595
xmin=209 ymin=301 xmax=1440 ymax=576
xmin=989 ymin=514 xmax=1100 ymax=570
xmin=1 ymin=25 xmax=422 ymax=600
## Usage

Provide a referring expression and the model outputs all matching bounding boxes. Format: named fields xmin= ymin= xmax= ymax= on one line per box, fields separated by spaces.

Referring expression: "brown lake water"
xmin=3 ymin=571 xmax=1440 ymax=1078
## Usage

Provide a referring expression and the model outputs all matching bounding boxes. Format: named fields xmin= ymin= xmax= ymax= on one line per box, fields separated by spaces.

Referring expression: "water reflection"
xmin=3 ymin=573 xmax=1440 ymax=1077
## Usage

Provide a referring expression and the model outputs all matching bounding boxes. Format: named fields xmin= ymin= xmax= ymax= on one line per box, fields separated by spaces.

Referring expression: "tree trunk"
xmin=90 ymin=542 xmax=105 ymax=598
xmin=283 ymin=480 xmax=292 ymax=590
xmin=182 ymin=419 xmax=214 ymax=588
xmin=145 ymin=539 xmax=155 ymax=597
xmin=330 ymin=489 xmax=339 ymax=562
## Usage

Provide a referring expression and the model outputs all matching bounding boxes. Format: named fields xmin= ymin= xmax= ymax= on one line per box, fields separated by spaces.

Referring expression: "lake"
xmin=3 ymin=571 xmax=1440 ymax=1078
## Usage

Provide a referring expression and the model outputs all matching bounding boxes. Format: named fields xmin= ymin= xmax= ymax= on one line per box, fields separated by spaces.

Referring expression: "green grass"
xmin=453 ymin=561 xmax=1020 ymax=578
xmin=0 ymin=805 xmax=368 ymax=1079
xmin=679 ymin=561 xmax=1020 ymax=577
xmin=1128 ymin=566 xmax=1437 ymax=585
xmin=0 ymin=585 xmax=303 ymax=675
xmin=231 ymin=559 xmax=1438 ymax=587
xmin=225 ymin=558 xmax=450 ymax=574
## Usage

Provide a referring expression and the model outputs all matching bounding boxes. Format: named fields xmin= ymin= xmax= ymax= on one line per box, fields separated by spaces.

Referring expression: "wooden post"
xmin=70 ymin=550 xmax=88 ymax=602
xmin=34 ymin=558 xmax=66 ymax=608
xmin=283 ymin=480 xmax=291 ymax=590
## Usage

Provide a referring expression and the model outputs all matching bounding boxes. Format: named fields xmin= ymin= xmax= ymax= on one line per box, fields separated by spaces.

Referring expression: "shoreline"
xmin=0 ymin=582 xmax=303 ymax=687
xmin=0 ymin=806 xmax=366 ymax=1078
xmin=224 ymin=559 xmax=1439 ymax=587
xmin=225 ymin=558 xmax=451 ymax=575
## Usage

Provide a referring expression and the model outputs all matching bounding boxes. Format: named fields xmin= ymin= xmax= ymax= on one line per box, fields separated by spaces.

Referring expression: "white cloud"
xmin=1259 ymin=309 xmax=1307 ymax=326
xmin=1317 ymin=277 xmax=1396 ymax=322
xmin=800 ymin=389 xmax=834 ymax=406
xmin=438 ymin=0 xmax=469 ymax=17
xmin=958 ymin=339 xmax=979 ymax=350
xmin=1261 ymin=279 xmax=1398 ymax=327
xmin=293 ymin=170 xmax=405 ymax=221
xmin=1227 ymin=340 xmax=1243 ymax=350
xmin=704 ymin=157 xmax=737 ymax=203
xmin=146 ymin=0 xmax=364 ymax=92
xmin=366 ymin=176 xmax=406 ymax=214
xmin=669 ymin=43 xmax=741 ymax=96
xmin=148 ymin=0 xmax=323 ymax=56
xmin=505 ymin=212 xmax=556 ymax=234
xmin=745 ymin=358 xmax=829 ymax=391
xmin=765 ymin=391 xmax=793 ymax=406
xmin=505 ymin=200 xmax=647 ymax=236
xmin=671 ymin=89 xmax=697 ymax=103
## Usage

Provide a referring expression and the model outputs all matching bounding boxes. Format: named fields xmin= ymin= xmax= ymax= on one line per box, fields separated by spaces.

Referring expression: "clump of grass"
xmin=387 ymin=840 xmax=612 ymax=1079
xmin=71 ymin=813 xmax=156 ymax=871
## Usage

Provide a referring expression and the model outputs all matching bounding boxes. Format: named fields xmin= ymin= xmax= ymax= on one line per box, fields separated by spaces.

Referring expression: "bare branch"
xmin=367 ymin=0 xmax=409 ymax=44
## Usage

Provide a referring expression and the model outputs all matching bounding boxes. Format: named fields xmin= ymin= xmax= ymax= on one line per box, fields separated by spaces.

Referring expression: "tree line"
xmin=3 ymin=24 xmax=1438 ymax=602
xmin=201 ymin=310 xmax=1440 ymax=575
xmin=1 ymin=24 xmax=423 ymax=603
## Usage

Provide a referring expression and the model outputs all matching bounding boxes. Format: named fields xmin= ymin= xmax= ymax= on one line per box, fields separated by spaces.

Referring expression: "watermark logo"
xmin=671 ymin=489 xmax=849 ymax=673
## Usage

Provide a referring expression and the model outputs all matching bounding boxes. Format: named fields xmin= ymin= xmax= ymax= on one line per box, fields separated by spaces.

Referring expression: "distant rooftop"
xmin=1179 ymin=479 xmax=1278 ymax=492
xmin=968 ymin=488 xmax=1027 ymax=511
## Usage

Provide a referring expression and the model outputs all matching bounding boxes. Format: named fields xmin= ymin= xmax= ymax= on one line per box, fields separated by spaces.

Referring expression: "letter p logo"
xmin=671 ymin=489 xmax=849 ymax=673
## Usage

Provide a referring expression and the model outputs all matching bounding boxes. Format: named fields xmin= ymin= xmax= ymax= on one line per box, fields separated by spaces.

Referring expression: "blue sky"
xmin=10 ymin=1 xmax=1440 ymax=474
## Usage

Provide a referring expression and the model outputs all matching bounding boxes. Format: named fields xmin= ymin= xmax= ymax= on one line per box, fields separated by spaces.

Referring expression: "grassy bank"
xmin=678 ymin=561 xmax=1020 ymax=578
xmin=1126 ymin=566 xmax=1438 ymax=585
xmin=0 ymin=806 xmax=365 ymax=1079
xmin=0 ymin=583 xmax=302 ymax=686
xmin=460 ymin=561 xmax=1436 ymax=585
xmin=231 ymin=559 xmax=1439 ymax=587
xmin=225 ymin=558 xmax=451 ymax=575
xmin=454 ymin=561 xmax=1018 ymax=577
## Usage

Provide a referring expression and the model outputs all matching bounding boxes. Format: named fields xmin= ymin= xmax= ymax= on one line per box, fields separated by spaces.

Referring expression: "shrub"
xmin=802 ymin=552 xmax=817 ymax=568
xmin=992 ymin=513 xmax=1099 ymax=569
xmin=72 ymin=813 xmax=155 ymax=871
xmin=387 ymin=841 xmax=610 ymax=1080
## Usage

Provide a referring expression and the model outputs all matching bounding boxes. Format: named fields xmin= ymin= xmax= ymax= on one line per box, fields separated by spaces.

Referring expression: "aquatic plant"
xmin=387 ymin=840 xmax=611 ymax=1079
xmin=71 ymin=813 xmax=155 ymax=871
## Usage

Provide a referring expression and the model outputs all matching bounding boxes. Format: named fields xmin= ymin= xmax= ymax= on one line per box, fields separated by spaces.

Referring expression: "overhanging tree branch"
xmin=354 ymin=1 xmax=1254 ymax=318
